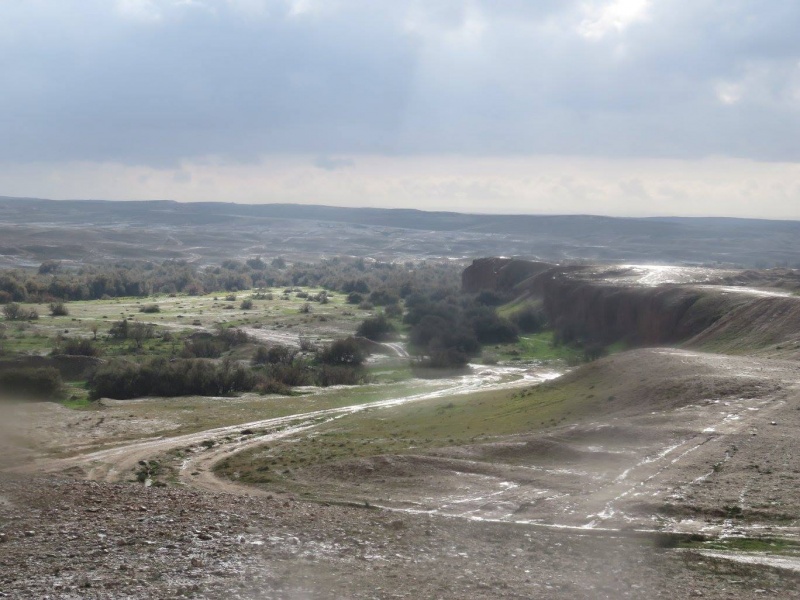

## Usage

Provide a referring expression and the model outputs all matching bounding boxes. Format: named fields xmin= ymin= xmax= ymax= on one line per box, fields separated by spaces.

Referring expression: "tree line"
xmin=0 ymin=257 xmax=461 ymax=303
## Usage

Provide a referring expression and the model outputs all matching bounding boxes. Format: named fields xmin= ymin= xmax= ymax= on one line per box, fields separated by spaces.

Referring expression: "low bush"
xmin=318 ymin=337 xmax=365 ymax=366
xmin=182 ymin=328 xmax=250 ymax=359
xmin=316 ymin=365 xmax=366 ymax=386
xmin=57 ymin=338 xmax=100 ymax=357
xmin=475 ymin=290 xmax=508 ymax=306
xmin=253 ymin=344 xmax=296 ymax=366
xmin=265 ymin=362 xmax=314 ymax=387
xmin=509 ymin=305 xmax=545 ymax=334
xmin=356 ymin=314 xmax=394 ymax=341
xmin=255 ymin=378 xmax=292 ymax=395
xmin=89 ymin=358 xmax=259 ymax=399
xmin=0 ymin=367 xmax=63 ymax=400
xmin=49 ymin=302 xmax=69 ymax=316
xmin=139 ymin=304 xmax=160 ymax=313
xmin=346 ymin=292 xmax=363 ymax=305
xmin=369 ymin=290 xmax=399 ymax=306
xmin=2 ymin=303 xmax=38 ymax=321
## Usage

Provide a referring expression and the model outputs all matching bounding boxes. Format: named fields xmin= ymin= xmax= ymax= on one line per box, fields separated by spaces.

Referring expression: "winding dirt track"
xmin=10 ymin=345 xmax=800 ymax=563
xmin=14 ymin=365 xmax=557 ymax=492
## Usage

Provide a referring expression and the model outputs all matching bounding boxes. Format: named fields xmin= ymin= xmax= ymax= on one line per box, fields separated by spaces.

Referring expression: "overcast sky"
xmin=1 ymin=0 xmax=799 ymax=218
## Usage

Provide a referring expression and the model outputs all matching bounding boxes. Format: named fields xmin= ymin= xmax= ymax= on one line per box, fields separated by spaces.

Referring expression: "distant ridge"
xmin=2 ymin=196 xmax=798 ymax=234
xmin=1 ymin=196 xmax=799 ymax=267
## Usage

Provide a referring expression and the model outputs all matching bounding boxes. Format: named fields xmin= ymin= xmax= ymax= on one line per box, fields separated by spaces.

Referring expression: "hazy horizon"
xmin=2 ymin=1 xmax=799 ymax=220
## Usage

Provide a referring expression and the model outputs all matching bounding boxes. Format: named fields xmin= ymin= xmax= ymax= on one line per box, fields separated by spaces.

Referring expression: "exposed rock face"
xmin=538 ymin=277 xmax=744 ymax=346
xmin=462 ymin=257 xmax=800 ymax=351
xmin=461 ymin=258 xmax=553 ymax=293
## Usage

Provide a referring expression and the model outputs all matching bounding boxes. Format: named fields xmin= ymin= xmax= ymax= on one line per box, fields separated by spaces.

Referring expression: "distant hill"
xmin=0 ymin=196 xmax=799 ymax=267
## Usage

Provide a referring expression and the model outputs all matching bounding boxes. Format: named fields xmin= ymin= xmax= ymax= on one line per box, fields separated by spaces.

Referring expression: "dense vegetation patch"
xmin=0 ymin=256 xmax=460 ymax=303
xmin=89 ymin=358 xmax=256 ymax=399
xmin=0 ymin=367 xmax=63 ymax=400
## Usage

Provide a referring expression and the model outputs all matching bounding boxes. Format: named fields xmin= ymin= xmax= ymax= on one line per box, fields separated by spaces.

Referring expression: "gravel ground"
xmin=2 ymin=475 xmax=799 ymax=600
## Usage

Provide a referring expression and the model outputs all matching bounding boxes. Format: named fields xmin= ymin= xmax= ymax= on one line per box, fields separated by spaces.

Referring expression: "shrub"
xmin=509 ymin=305 xmax=545 ymax=334
xmin=421 ymin=348 xmax=470 ymax=369
xmin=299 ymin=337 xmax=316 ymax=352
xmin=384 ymin=303 xmax=403 ymax=319
xmin=89 ymin=358 xmax=259 ymax=399
xmin=409 ymin=315 xmax=480 ymax=357
xmin=252 ymin=345 xmax=270 ymax=365
xmin=356 ymin=314 xmax=394 ymax=341
xmin=316 ymin=365 xmax=366 ymax=386
xmin=318 ymin=337 xmax=365 ymax=366
xmin=266 ymin=362 xmax=313 ymax=386
xmin=3 ymin=303 xmax=38 ymax=321
xmin=183 ymin=328 xmax=250 ymax=358
xmin=255 ymin=378 xmax=291 ymax=395
xmin=57 ymin=338 xmax=100 ymax=357
xmin=109 ymin=319 xmax=129 ymax=339
xmin=240 ymin=298 xmax=254 ymax=310
xmin=346 ymin=292 xmax=363 ymax=305
xmin=475 ymin=290 xmax=507 ymax=306
xmin=139 ymin=304 xmax=160 ymax=313
xmin=0 ymin=367 xmax=63 ymax=400
xmin=246 ymin=256 xmax=267 ymax=270
xmin=49 ymin=302 xmax=69 ymax=316
xmin=253 ymin=344 xmax=297 ymax=366
xmin=468 ymin=308 xmax=518 ymax=344
xmin=369 ymin=290 xmax=399 ymax=306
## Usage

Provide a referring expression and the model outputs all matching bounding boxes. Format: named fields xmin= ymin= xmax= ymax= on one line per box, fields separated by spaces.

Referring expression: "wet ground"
xmin=4 ymin=300 xmax=800 ymax=596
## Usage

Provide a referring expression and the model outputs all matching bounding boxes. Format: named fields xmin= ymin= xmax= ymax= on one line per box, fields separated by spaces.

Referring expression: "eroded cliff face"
xmin=538 ymin=277 xmax=746 ymax=346
xmin=462 ymin=257 xmax=800 ymax=352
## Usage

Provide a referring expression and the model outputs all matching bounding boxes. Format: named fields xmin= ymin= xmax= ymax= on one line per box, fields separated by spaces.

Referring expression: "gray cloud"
xmin=313 ymin=156 xmax=355 ymax=171
xmin=1 ymin=0 xmax=799 ymax=166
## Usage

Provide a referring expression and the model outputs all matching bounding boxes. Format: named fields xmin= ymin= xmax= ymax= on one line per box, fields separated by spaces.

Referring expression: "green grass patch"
xmin=492 ymin=331 xmax=583 ymax=363
xmin=1 ymin=286 xmax=375 ymax=362
xmin=217 ymin=370 xmax=603 ymax=489
xmin=497 ymin=297 xmax=541 ymax=319
xmin=61 ymin=396 xmax=93 ymax=410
